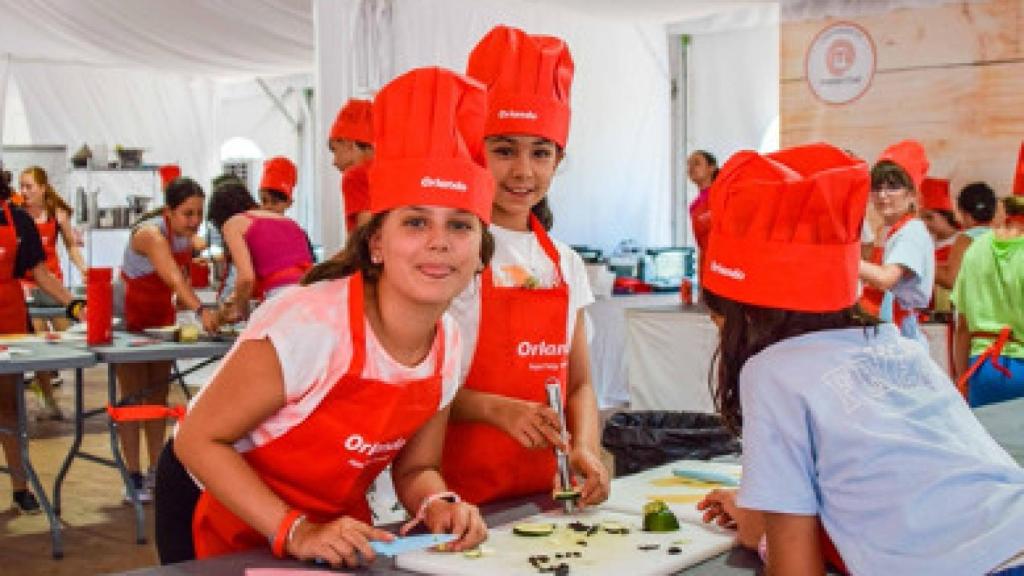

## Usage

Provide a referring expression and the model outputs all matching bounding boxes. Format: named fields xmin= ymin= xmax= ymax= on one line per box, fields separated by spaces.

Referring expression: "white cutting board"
xmin=396 ymin=507 xmax=735 ymax=576
xmin=603 ymin=460 xmax=742 ymax=525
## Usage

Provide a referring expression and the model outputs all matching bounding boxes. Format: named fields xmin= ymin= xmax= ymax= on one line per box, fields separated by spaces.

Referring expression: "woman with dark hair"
xmin=858 ymin=140 xmax=935 ymax=345
xmin=206 ymin=181 xmax=312 ymax=321
xmin=0 ymin=173 xmax=82 ymax=513
xmin=936 ymin=181 xmax=1000 ymax=293
xmin=918 ymin=178 xmax=962 ymax=302
xmin=114 ymin=177 xmax=219 ymax=503
xmin=699 ymin=143 xmax=1024 ymax=575
xmin=951 ymin=195 xmax=1024 ymax=406
xmin=441 ymin=25 xmax=609 ymax=510
xmin=687 ymin=149 xmax=719 ymax=275
xmin=159 ymin=67 xmax=490 ymax=567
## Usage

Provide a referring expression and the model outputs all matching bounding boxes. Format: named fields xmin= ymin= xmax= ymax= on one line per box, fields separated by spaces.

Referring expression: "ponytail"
xmin=22 ymin=166 xmax=73 ymax=219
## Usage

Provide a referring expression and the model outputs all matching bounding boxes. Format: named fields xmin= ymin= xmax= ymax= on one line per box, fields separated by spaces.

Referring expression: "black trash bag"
xmin=601 ymin=411 xmax=741 ymax=477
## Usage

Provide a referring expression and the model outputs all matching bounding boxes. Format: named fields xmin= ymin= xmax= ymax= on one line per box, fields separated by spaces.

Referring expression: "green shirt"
xmin=950 ymin=231 xmax=1024 ymax=358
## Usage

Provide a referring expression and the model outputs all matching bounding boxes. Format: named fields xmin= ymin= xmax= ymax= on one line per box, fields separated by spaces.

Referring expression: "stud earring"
xmin=371 ymin=254 xmax=382 ymax=264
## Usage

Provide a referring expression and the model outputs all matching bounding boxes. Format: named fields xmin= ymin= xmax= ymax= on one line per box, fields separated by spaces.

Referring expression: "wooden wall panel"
xmin=781 ymin=0 xmax=1024 ymax=198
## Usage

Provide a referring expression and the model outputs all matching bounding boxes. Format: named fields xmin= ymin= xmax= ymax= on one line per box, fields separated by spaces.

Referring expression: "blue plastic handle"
xmin=672 ymin=468 xmax=740 ymax=487
xmin=370 ymin=533 xmax=458 ymax=557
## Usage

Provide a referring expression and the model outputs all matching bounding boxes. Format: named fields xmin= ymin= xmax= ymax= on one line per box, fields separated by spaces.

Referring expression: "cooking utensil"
xmin=545 ymin=378 xmax=577 ymax=514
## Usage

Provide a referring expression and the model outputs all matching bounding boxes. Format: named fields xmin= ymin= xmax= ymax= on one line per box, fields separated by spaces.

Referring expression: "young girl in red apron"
xmin=116 ymin=177 xmax=219 ymax=503
xmin=699 ymin=142 xmax=1024 ymax=576
xmin=0 ymin=178 xmax=81 ymax=513
xmin=18 ymin=166 xmax=89 ymax=419
xmin=858 ymin=140 xmax=935 ymax=346
xmin=163 ymin=67 xmax=492 ymax=569
xmin=442 ymin=26 xmax=609 ymax=508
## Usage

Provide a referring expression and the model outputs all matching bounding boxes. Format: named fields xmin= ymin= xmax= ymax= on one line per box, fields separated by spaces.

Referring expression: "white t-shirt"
xmin=188 ymin=276 xmax=463 ymax=452
xmin=448 ymin=224 xmax=595 ymax=379
xmin=737 ymin=324 xmax=1024 ymax=576
xmin=883 ymin=217 xmax=935 ymax=311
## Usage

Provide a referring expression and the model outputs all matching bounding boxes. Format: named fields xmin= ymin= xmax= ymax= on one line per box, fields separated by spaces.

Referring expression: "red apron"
xmin=689 ymin=189 xmax=711 ymax=284
xmin=859 ymin=214 xmax=914 ymax=327
xmin=122 ymin=215 xmax=192 ymax=332
xmin=191 ymin=272 xmax=444 ymax=559
xmin=21 ymin=214 xmax=62 ymax=284
xmin=442 ymin=214 xmax=570 ymax=505
xmin=0 ymin=201 xmax=30 ymax=334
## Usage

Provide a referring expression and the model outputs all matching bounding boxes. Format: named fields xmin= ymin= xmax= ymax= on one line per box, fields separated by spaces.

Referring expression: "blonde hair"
xmin=22 ymin=166 xmax=72 ymax=219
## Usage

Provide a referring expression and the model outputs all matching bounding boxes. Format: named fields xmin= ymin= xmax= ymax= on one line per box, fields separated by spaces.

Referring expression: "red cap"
xmin=467 ymin=25 xmax=574 ymax=148
xmin=260 ymin=156 xmax=297 ymax=199
xmin=1014 ymin=142 xmax=1024 ymax=197
xmin=702 ymin=143 xmax=870 ymax=312
xmin=878 ymin=140 xmax=929 ymax=191
xmin=158 ymin=164 xmax=181 ymax=189
xmin=919 ymin=177 xmax=952 ymax=211
xmin=368 ymin=67 xmax=494 ymax=223
xmin=342 ymin=160 xmax=371 ymax=227
xmin=330 ymin=99 xmax=373 ymax=145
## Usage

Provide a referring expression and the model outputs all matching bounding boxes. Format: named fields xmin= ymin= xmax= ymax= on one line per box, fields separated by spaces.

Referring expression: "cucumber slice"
xmin=463 ymin=548 xmax=483 ymax=559
xmin=553 ymin=488 xmax=581 ymax=501
xmin=600 ymin=521 xmax=630 ymax=535
xmin=513 ymin=522 xmax=557 ymax=537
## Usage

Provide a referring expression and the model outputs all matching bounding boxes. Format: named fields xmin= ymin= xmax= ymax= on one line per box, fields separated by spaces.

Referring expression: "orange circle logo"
xmin=826 ymin=39 xmax=856 ymax=76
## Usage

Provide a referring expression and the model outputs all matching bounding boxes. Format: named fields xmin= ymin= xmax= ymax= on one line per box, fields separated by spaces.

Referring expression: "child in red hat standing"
xmin=441 ymin=25 xmax=609 ymax=508
xmin=698 ymin=142 xmax=1024 ymax=575
xmin=328 ymin=99 xmax=374 ymax=234
xmin=858 ymin=140 xmax=935 ymax=346
xmin=159 ymin=67 xmax=491 ymax=567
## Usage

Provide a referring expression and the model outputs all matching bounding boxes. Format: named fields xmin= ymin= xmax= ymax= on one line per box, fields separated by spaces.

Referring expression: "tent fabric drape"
xmin=0 ymin=54 xmax=8 ymax=164
xmin=0 ymin=0 xmax=313 ymax=78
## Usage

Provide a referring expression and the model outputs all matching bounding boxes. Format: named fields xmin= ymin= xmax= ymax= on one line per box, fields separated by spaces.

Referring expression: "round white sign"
xmin=805 ymin=22 xmax=876 ymax=105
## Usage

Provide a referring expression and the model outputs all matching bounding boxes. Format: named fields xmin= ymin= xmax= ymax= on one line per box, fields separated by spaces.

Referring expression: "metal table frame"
xmin=56 ymin=333 xmax=232 ymax=546
xmin=0 ymin=340 xmax=97 ymax=559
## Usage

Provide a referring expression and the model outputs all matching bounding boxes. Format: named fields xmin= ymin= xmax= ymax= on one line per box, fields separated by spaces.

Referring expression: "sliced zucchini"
xmin=600 ymin=521 xmax=630 ymax=535
xmin=463 ymin=548 xmax=483 ymax=559
xmin=643 ymin=500 xmax=680 ymax=533
xmin=553 ymin=488 xmax=581 ymax=501
xmin=513 ymin=522 xmax=557 ymax=537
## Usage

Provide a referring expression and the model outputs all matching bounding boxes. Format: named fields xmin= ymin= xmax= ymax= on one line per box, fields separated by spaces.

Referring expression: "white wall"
xmin=316 ymin=0 xmax=675 ymax=254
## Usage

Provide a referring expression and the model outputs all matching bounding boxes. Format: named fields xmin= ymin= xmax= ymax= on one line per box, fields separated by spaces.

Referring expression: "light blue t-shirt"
xmin=880 ymin=218 xmax=934 ymax=343
xmin=737 ymin=324 xmax=1024 ymax=576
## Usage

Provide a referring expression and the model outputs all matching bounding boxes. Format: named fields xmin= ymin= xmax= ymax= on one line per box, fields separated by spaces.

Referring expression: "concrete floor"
xmin=1 ymin=365 xmax=185 ymax=576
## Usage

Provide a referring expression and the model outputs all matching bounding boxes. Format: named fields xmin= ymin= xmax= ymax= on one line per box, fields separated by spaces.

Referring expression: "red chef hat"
xmin=158 ymin=164 xmax=181 ymax=189
xmin=878 ymin=140 xmax=929 ymax=191
xmin=260 ymin=156 xmax=297 ymax=199
xmin=919 ymin=178 xmax=952 ymax=212
xmin=467 ymin=25 xmax=574 ymax=148
xmin=1013 ymin=142 xmax=1024 ymax=197
xmin=702 ymin=142 xmax=870 ymax=312
xmin=329 ymin=99 xmax=373 ymax=145
xmin=342 ymin=160 xmax=371 ymax=230
xmin=369 ymin=67 xmax=493 ymax=223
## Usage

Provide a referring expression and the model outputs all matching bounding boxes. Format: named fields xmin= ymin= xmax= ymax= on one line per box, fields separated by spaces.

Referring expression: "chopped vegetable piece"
xmin=463 ymin=548 xmax=483 ymax=559
xmin=600 ymin=521 xmax=630 ymax=535
xmin=553 ymin=488 xmax=581 ymax=501
xmin=637 ymin=543 xmax=660 ymax=551
xmin=667 ymin=546 xmax=682 ymax=555
xmin=643 ymin=499 xmax=680 ymax=532
xmin=514 ymin=523 xmax=557 ymax=537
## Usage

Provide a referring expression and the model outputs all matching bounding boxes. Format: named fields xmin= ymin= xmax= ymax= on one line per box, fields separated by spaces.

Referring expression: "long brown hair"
xmin=22 ymin=166 xmax=72 ymax=219
xmin=702 ymin=289 xmax=879 ymax=435
xmin=135 ymin=177 xmax=205 ymax=226
xmin=302 ymin=211 xmax=496 ymax=286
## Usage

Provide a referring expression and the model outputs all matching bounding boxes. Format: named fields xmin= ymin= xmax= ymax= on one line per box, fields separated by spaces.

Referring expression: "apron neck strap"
xmin=345 ymin=272 xmax=447 ymax=380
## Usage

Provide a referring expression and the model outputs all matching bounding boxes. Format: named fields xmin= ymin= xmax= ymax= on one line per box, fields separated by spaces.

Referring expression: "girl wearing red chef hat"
xmin=441 ymin=25 xmax=609 ymax=509
xmin=158 ymin=67 xmax=492 ymax=568
xmin=858 ymin=140 xmax=935 ymax=346
xmin=329 ymin=99 xmax=375 ymax=233
xmin=698 ymin=142 xmax=1024 ymax=576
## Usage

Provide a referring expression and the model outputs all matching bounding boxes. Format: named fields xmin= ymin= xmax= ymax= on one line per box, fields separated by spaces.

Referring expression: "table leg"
xmin=53 ymin=368 xmax=85 ymax=515
xmin=107 ymin=363 xmax=147 ymax=545
xmin=15 ymin=373 xmax=64 ymax=558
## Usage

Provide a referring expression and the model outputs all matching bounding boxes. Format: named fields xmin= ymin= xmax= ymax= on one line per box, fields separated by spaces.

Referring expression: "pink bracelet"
xmin=401 ymin=490 xmax=460 ymax=533
xmin=757 ymin=533 xmax=769 ymax=563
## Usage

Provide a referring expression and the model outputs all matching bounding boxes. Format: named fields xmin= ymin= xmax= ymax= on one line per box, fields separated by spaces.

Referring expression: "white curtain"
xmin=0 ymin=0 xmax=313 ymax=77
xmin=12 ymin=62 xmax=219 ymax=188
xmin=315 ymin=0 xmax=675 ymax=253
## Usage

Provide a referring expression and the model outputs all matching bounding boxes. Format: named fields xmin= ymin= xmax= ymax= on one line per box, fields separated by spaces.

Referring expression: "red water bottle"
xmin=86 ymin=267 xmax=113 ymax=345
xmin=189 ymin=260 xmax=210 ymax=289
xmin=680 ymin=278 xmax=693 ymax=306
